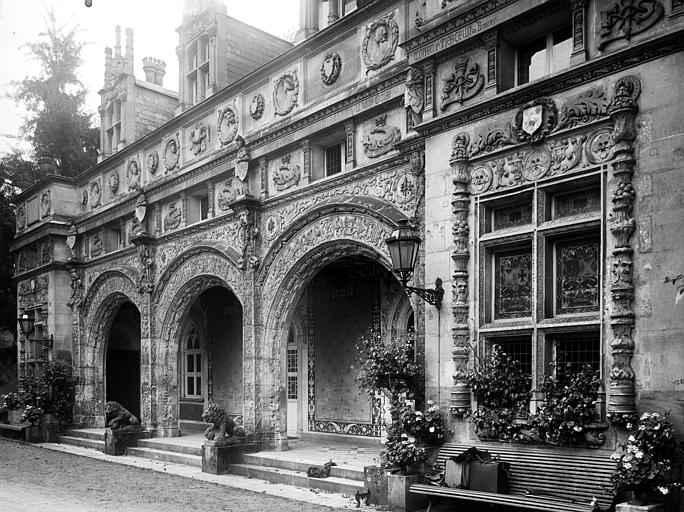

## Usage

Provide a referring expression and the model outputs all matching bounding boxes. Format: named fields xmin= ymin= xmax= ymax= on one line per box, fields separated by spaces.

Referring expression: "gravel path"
xmin=0 ymin=439 xmax=348 ymax=512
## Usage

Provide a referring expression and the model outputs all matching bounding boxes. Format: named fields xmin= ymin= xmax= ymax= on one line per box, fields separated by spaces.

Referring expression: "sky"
xmin=0 ymin=0 xmax=299 ymax=154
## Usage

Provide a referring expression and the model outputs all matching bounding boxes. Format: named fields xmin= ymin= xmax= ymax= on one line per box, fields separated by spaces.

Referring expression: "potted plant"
xmin=466 ymin=345 xmax=531 ymax=441
xmin=2 ymin=392 xmax=24 ymax=424
xmin=610 ymin=412 xmax=682 ymax=510
xmin=22 ymin=405 xmax=44 ymax=442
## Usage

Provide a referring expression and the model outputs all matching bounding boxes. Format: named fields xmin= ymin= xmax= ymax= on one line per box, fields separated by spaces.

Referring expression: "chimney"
xmin=142 ymin=57 xmax=167 ymax=87
xmin=125 ymin=28 xmax=134 ymax=75
xmin=115 ymin=25 xmax=121 ymax=57
xmin=104 ymin=47 xmax=112 ymax=83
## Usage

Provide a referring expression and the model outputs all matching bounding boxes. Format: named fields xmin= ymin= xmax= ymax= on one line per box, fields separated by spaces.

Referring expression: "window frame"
xmin=183 ymin=322 xmax=204 ymax=399
xmin=515 ymin=24 xmax=572 ymax=86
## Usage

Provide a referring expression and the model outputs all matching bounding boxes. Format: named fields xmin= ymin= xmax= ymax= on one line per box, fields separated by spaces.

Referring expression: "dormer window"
xmin=105 ymin=100 xmax=122 ymax=155
xmin=320 ymin=0 xmax=357 ymax=27
xmin=516 ymin=25 xmax=572 ymax=85
xmin=186 ymin=35 xmax=210 ymax=106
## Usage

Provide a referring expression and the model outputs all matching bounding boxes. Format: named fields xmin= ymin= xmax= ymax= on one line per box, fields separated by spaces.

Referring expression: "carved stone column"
xmin=207 ymin=181 xmax=215 ymax=219
xmin=259 ymin=157 xmax=268 ymax=200
xmin=344 ymin=120 xmax=355 ymax=171
xmin=154 ymin=204 xmax=161 ymax=237
xmin=482 ymin=30 xmax=499 ymax=96
xmin=571 ymin=0 xmax=587 ymax=65
xmin=607 ymin=76 xmax=640 ymax=425
xmin=422 ymin=59 xmax=436 ymax=121
xmin=180 ymin=191 xmax=187 ymax=227
xmin=300 ymin=139 xmax=311 ymax=186
xmin=449 ymin=133 xmax=471 ymax=416
xmin=328 ymin=0 xmax=340 ymax=24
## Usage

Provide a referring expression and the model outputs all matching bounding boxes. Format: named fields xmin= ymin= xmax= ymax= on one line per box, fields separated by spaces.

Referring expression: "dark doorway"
xmin=105 ymin=302 xmax=141 ymax=420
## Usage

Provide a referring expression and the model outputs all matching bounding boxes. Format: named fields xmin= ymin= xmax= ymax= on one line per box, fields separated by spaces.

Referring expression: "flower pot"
xmin=387 ymin=473 xmax=428 ymax=512
xmin=8 ymin=409 xmax=23 ymax=425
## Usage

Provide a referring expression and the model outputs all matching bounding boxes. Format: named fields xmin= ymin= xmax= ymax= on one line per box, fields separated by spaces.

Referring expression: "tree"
xmin=10 ymin=9 xmax=99 ymax=178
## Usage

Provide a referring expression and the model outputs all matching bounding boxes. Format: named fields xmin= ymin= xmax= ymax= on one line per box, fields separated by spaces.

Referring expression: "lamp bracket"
xmin=404 ymin=278 xmax=444 ymax=309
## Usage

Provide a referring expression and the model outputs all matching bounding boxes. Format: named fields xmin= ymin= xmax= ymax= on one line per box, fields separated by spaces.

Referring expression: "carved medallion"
xmin=273 ymin=70 xmax=299 ymax=116
xmin=362 ymin=114 xmax=401 ymax=158
xmin=598 ymin=0 xmax=664 ymax=50
xmin=108 ymin=173 xmax=120 ymax=193
xmin=217 ymin=103 xmax=239 ymax=146
xmin=470 ymin=164 xmax=493 ymax=194
xmin=549 ymin=135 xmax=586 ymax=175
xmin=440 ymin=56 xmax=484 ymax=110
xmin=395 ymin=173 xmax=417 ymax=205
xmin=16 ymin=204 xmax=26 ymax=230
xmin=91 ymin=232 xmax=103 ymax=257
xmin=81 ymin=189 xmax=89 ymax=210
xmin=217 ymin=177 xmax=249 ymax=210
xmin=163 ymin=135 xmax=180 ymax=171
xmin=89 ymin=181 xmax=102 ymax=208
xmin=147 ymin=151 xmax=159 ymax=175
xmin=514 ymin=98 xmax=558 ymax=144
xmin=263 ymin=214 xmax=281 ymax=241
xmin=127 ymin=158 xmax=141 ymax=190
xmin=272 ymin=155 xmax=301 ymax=191
xmin=585 ymin=128 xmax=615 ymax=164
xmin=320 ymin=51 xmax=342 ymax=85
xmin=190 ymin=122 xmax=209 ymax=155
xmin=249 ymin=93 xmax=265 ymax=120
xmin=522 ymin=148 xmax=552 ymax=181
xmin=163 ymin=202 xmax=182 ymax=231
xmin=362 ymin=12 xmax=399 ymax=72
xmin=40 ymin=190 xmax=51 ymax=218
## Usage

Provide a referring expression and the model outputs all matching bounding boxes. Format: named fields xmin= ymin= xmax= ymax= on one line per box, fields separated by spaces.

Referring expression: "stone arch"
xmin=75 ymin=268 xmax=142 ymax=427
xmin=258 ymin=208 xmax=407 ymax=445
xmin=152 ymin=247 xmax=246 ymax=433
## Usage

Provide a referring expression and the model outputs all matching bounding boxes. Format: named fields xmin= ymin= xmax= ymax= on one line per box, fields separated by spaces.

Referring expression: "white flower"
xmin=628 ymin=435 xmax=636 ymax=442
xmin=429 ymin=427 xmax=435 ymax=433
xmin=635 ymin=451 xmax=643 ymax=459
xmin=623 ymin=462 xmax=632 ymax=469
xmin=573 ymin=426 xmax=582 ymax=432
xmin=657 ymin=486 xmax=669 ymax=495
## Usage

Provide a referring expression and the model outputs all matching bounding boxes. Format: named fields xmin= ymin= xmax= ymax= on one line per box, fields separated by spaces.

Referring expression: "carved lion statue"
xmin=201 ymin=403 xmax=235 ymax=442
xmin=105 ymin=401 xmax=141 ymax=430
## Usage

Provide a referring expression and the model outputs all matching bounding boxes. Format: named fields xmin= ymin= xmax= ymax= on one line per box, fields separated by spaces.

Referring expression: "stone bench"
xmin=409 ymin=443 xmax=616 ymax=511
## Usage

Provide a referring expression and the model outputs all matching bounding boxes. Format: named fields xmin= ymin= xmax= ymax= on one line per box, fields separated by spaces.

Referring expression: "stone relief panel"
xmin=89 ymin=179 xmax=102 ymax=209
xmin=269 ymin=152 xmax=303 ymax=195
xmin=272 ymin=69 xmax=300 ymax=117
xmin=108 ymin=172 xmax=120 ymax=195
xmin=17 ymin=274 xmax=49 ymax=311
xmin=249 ymin=93 xmax=265 ymax=121
xmin=127 ymin=157 xmax=141 ymax=191
xmin=320 ymin=51 xmax=342 ymax=86
xmin=362 ymin=10 xmax=400 ymax=73
xmin=597 ymin=0 xmax=664 ymax=51
xmin=163 ymin=201 xmax=182 ymax=232
xmin=216 ymin=101 xmax=239 ymax=147
xmin=40 ymin=189 xmax=51 ymax=218
xmin=163 ymin=133 xmax=180 ymax=172
xmin=146 ymin=150 xmax=159 ymax=176
xmin=16 ymin=203 xmax=26 ymax=231
xmin=439 ymin=54 xmax=485 ymax=111
xmin=216 ymin=176 xmax=249 ymax=211
xmin=358 ymin=110 xmax=403 ymax=164
xmin=189 ymin=121 xmax=210 ymax=156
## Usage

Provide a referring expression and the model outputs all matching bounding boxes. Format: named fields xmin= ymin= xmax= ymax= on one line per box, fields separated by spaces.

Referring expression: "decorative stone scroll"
xmin=362 ymin=114 xmax=402 ymax=158
xmin=272 ymin=155 xmax=301 ymax=191
xmin=320 ymin=51 xmax=342 ymax=85
xmin=273 ymin=70 xmax=299 ymax=116
xmin=598 ymin=0 xmax=664 ymax=50
xmin=450 ymin=132 xmax=471 ymax=416
xmin=163 ymin=134 xmax=180 ymax=171
xmin=249 ymin=93 xmax=265 ymax=120
xmin=190 ymin=122 xmax=210 ymax=155
xmin=40 ymin=190 xmax=51 ymax=218
xmin=217 ymin=102 xmax=239 ymax=146
xmin=127 ymin=158 xmax=141 ymax=190
xmin=440 ymin=56 xmax=484 ymax=111
xmin=362 ymin=11 xmax=399 ymax=72
xmin=558 ymin=87 xmax=608 ymax=130
xmin=607 ymin=75 xmax=641 ymax=425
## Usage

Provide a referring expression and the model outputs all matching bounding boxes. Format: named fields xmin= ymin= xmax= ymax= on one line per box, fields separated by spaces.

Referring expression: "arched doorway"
xmin=177 ymin=286 xmax=243 ymax=431
xmin=285 ymin=255 xmax=412 ymax=438
xmin=105 ymin=301 xmax=141 ymax=419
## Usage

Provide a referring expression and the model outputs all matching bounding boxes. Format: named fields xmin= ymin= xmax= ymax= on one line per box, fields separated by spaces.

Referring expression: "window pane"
xmin=326 ymin=144 xmax=342 ymax=176
xmin=196 ymin=377 xmax=201 ymax=394
xmin=518 ymin=36 xmax=546 ymax=85
xmin=554 ymin=188 xmax=601 ymax=218
xmin=187 ymin=377 xmax=194 ymax=396
xmin=493 ymin=203 xmax=532 ymax=230
xmin=495 ymin=250 xmax=532 ymax=319
xmin=187 ymin=353 xmax=194 ymax=372
xmin=550 ymin=26 xmax=572 ymax=74
xmin=554 ymin=332 xmax=600 ymax=384
xmin=287 ymin=375 xmax=298 ymax=400
xmin=492 ymin=337 xmax=533 ymax=376
xmin=556 ymin=239 xmax=600 ymax=314
xmin=196 ymin=353 xmax=201 ymax=371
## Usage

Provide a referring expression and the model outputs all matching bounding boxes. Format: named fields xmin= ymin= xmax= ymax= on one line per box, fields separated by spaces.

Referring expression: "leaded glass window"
xmin=495 ymin=250 xmax=532 ymax=319
xmin=184 ymin=324 xmax=202 ymax=398
xmin=553 ymin=332 xmax=600 ymax=384
xmin=493 ymin=203 xmax=533 ymax=230
xmin=554 ymin=188 xmax=601 ymax=218
xmin=287 ymin=346 xmax=298 ymax=400
xmin=556 ymin=239 xmax=600 ymax=314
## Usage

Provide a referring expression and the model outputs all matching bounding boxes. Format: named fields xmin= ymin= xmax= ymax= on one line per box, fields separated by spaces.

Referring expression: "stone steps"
xmin=56 ymin=434 xmax=104 ymax=452
xmin=242 ymin=452 xmax=364 ymax=482
xmin=135 ymin=437 xmax=202 ymax=456
xmin=126 ymin=446 xmax=202 ymax=467
xmin=63 ymin=428 xmax=105 ymax=441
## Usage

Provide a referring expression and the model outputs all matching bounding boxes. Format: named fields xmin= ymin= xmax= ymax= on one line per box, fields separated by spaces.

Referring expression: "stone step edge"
xmin=57 ymin=435 xmax=105 ymax=450
xmin=231 ymin=462 xmax=365 ymax=491
xmin=127 ymin=446 xmax=202 ymax=466
xmin=63 ymin=429 xmax=105 ymax=441
xmin=242 ymin=453 xmax=365 ymax=481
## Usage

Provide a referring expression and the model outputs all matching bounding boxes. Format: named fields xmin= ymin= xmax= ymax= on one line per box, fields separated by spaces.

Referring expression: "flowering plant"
xmin=401 ymin=400 xmax=447 ymax=446
xmin=382 ymin=430 xmax=429 ymax=474
xmin=1 ymin=392 xmax=22 ymax=411
xmin=529 ymin=363 xmax=601 ymax=445
xmin=610 ymin=412 xmax=682 ymax=499
xmin=21 ymin=405 xmax=44 ymax=425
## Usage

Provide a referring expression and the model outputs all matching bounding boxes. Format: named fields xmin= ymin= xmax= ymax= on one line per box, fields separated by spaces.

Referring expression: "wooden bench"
xmin=410 ymin=443 xmax=616 ymax=512
xmin=0 ymin=423 xmax=30 ymax=440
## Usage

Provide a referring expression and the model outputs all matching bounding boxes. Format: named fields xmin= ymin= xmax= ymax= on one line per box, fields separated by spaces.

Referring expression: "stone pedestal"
xmin=8 ymin=410 xmax=23 ymax=425
xmin=201 ymin=440 xmax=255 ymax=475
xmin=364 ymin=465 xmax=388 ymax=506
xmin=104 ymin=428 xmax=149 ymax=456
xmin=41 ymin=413 xmax=59 ymax=443
xmin=616 ymin=502 xmax=664 ymax=512
xmin=387 ymin=473 xmax=428 ymax=512
xmin=157 ymin=426 xmax=180 ymax=438
xmin=25 ymin=425 xmax=42 ymax=443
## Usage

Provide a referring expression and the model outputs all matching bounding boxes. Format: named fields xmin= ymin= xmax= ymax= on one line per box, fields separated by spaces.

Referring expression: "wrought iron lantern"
xmin=385 ymin=219 xmax=444 ymax=309
xmin=17 ymin=313 xmax=53 ymax=349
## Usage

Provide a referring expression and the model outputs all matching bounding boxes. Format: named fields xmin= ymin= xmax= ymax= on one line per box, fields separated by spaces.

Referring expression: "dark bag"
xmin=468 ymin=459 xmax=510 ymax=494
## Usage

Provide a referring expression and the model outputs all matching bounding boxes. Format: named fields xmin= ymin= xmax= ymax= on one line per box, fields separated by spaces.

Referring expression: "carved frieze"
xmin=217 ymin=177 xmax=249 ymax=210
xmin=163 ymin=134 xmax=180 ymax=172
xmin=163 ymin=202 xmax=182 ymax=231
xmin=558 ymin=87 xmax=608 ymax=130
xmin=90 ymin=180 xmax=102 ymax=208
xmin=127 ymin=158 xmax=141 ymax=190
xmin=320 ymin=51 xmax=342 ymax=85
xmin=147 ymin=151 xmax=159 ymax=175
xmin=17 ymin=274 xmax=49 ymax=310
xmin=190 ymin=122 xmax=209 ymax=155
xmin=362 ymin=114 xmax=402 ymax=158
xmin=440 ymin=56 xmax=484 ymax=110
xmin=272 ymin=155 xmax=301 ymax=191
xmin=585 ymin=127 xmax=615 ymax=164
xmin=108 ymin=172 xmax=120 ymax=194
xmin=273 ymin=70 xmax=299 ymax=116
xmin=217 ymin=102 xmax=239 ymax=146
xmin=16 ymin=204 xmax=26 ymax=230
xmin=598 ymin=0 xmax=664 ymax=50
xmin=40 ymin=190 xmax=51 ymax=218
xmin=362 ymin=12 xmax=399 ymax=72
xmin=249 ymin=93 xmax=265 ymax=120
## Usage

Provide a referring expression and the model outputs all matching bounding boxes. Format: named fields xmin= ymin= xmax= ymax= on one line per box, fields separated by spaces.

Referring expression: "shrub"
xmin=1 ymin=392 xmax=22 ymax=410
xmin=22 ymin=404 xmax=44 ymax=425
xmin=21 ymin=359 xmax=78 ymax=426
xmin=401 ymin=399 xmax=447 ymax=446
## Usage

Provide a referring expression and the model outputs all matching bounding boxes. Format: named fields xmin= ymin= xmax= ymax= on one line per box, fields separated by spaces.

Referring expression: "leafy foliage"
xmin=22 ymin=404 xmax=44 ymax=425
xmin=1 ymin=391 xmax=22 ymax=410
xmin=401 ymin=399 xmax=447 ymax=446
xmin=529 ymin=363 xmax=601 ymax=445
xmin=21 ymin=359 xmax=78 ymax=426
xmin=382 ymin=397 xmax=429 ymax=473
xmin=610 ymin=412 xmax=682 ymax=497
